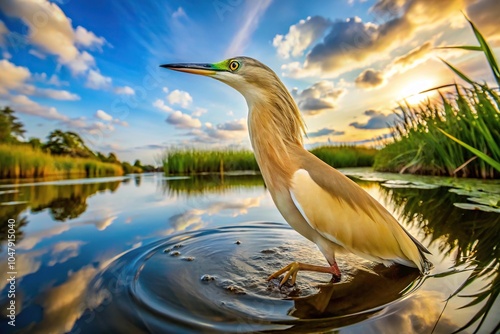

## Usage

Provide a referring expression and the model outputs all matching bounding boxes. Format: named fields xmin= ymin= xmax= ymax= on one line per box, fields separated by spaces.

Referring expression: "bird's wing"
xmin=289 ymin=153 xmax=428 ymax=271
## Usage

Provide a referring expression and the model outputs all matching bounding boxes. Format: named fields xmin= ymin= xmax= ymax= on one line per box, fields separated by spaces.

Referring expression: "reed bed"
xmin=374 ymin=85 xmax=500 ymax=178
xmin=310 ymin=146 xmax=377 ymax=168
xmin=375 ymin=18 xmax=500 ymax=179
xmin=162 ymin=148 xmax=259 ymax=174
xmin=0 ymin=144 xmax=123 ymax=179
xmin=162 ymin=146 xmax=376 ymax=174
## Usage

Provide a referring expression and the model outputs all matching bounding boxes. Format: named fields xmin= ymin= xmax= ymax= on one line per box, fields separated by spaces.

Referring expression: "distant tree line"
xmin=0 ymin=106 xmax=158 ymax=173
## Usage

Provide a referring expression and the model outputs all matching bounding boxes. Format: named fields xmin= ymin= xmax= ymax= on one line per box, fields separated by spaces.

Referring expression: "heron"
xmin=160 ymin=57 xmax=431 ymax=286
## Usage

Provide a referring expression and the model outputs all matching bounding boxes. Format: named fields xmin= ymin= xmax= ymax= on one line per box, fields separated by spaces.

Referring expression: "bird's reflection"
xmin=289 ymin=264 xmax=419 ymax=320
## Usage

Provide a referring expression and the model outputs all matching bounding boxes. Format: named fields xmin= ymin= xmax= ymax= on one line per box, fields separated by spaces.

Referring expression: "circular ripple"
xmin=78 ymin=222 xmax=424 ymax=333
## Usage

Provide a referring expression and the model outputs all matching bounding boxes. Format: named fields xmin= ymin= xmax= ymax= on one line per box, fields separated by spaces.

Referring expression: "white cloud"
xmin=280 ymin=1 xmax=471 ymax=78
xmin=291 ymin=81 xmax=346 ymax=116
xmin=66 ymin=51 xmax=95 ymax=75
xmin=85 ymin=69 xmax=112 ymax=89
xmin=0 ymin=59 xmax=80 ymax=102
xmin=47 ymin=74 xmax=68 ymax=87
xmin=74 ymin=26 xmax=106 ymax=50
xmin=92 ymin=121 xmax=115 ymax=133
xmin=167 ymin=89 xmax=192 ymax=108
xmin=225 ymin=0 xmax=272 ymax=56
xmin=9 ymin=94 xmax=68 ymax=121
xmin=0 ymin=0 xmax=104 ymax=75
xmin=349 ymin=110 xmax=398 ymax=129
xmin=216 ymin=118 xmax=247 ymax=131
xmin=355 ymin=69 xmax=386 ymax=89
xmin=0 ymin=59 xmax=79 ymax=100
xmin=28 ymin=49 xmax=47 ymax=59
xmin=64 ymin=117 xmax=88 ymax=128
xmin=166 ymin=110 xmax=201 ymax=129
xmin=308 ymin=127 xmax=345 ymax=137
xmin=273 ymin=16 xmax=331 ymax=59
xmin=153 ymin=99 xmax=173 ymax=113
xmin=0 ymin=59 xmax=31 ymax=94
xmin=185 ymin=119 xmax=248 ymax=144
xmin=355 ymin=41 xmax=434 ymax=90
xmin=192 ymin=107 xmax=207 ymax=117
xmin=114 ymin=86 xmax=135 ymax=95
xmin=112 ymin=119 xmax=128 ymax=127
xmin=172 ymin=7 xmax=186 ymax=19
xmin=95 ymin=109 xmax=113 ymax=121
xmin=31 ymin=87 xmax=80 ymax=100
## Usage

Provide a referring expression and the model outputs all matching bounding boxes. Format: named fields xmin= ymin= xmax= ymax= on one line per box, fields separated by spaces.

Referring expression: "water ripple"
xmin=77 ymin=222 xmax=423 ymax=333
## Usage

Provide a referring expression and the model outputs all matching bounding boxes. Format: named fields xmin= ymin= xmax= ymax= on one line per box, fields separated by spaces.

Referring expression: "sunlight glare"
xmin=398 ymin=78 xmax=435 ymax=105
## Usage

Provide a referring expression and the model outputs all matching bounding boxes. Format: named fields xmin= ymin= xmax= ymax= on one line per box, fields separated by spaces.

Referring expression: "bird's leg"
xmin=268 ymin=261 xmax=341 ymax=286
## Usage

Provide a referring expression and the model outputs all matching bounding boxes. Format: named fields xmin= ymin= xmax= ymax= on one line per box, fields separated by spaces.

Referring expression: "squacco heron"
xmin=161 ymin=57 xmax=431 ymax=286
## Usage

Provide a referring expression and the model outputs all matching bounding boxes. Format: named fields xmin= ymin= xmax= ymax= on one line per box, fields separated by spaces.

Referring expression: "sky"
xmin=0 ymin=0 xmax=499 ymax=165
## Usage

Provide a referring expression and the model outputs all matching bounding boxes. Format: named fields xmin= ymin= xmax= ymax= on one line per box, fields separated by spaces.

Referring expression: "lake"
xmin=0 ymin=169 xmax=499 ymax=333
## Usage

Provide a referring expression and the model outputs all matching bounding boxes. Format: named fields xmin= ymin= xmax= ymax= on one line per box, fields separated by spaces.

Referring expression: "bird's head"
xmin=161 ymin=57 xmax=283 ymax=106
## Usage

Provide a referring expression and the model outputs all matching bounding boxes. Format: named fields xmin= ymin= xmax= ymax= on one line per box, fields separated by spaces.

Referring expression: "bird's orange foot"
xmin=267 ymin=261 xmax=341 ymax=287
xmin=267 ymin=262 xmax=302 ymax=286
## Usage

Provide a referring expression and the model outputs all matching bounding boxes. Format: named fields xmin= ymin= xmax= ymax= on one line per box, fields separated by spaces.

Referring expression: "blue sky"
xmin=0 ymin=0 xmax=498 ymax=164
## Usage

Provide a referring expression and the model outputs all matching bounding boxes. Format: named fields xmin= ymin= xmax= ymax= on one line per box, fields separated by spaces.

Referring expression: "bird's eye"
xmin=229 ymin=60 xmax=239 ymax=71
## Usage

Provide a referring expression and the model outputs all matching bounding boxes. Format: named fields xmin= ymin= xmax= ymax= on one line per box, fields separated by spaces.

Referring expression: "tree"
xmin=0 ymin=107 xmax=25 ymax=143
xmin=43 ymin=130 xmax=94 ymax=158
xmin=107 ymin=152 xmax=119 ymax=164
xmin=134 ymin=159 xmax=142 ymax=167
xmin=28 ymin=137 xmax=42 ymax=150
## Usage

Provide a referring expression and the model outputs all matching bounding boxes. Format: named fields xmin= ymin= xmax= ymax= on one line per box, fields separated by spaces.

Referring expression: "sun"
xmin=398 ymin=78 xmax=436 ymax=105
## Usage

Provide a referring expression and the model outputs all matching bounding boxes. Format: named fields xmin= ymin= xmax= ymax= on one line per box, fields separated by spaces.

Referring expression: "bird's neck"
xmin=248 ymin=98 xmax=306 ymax=191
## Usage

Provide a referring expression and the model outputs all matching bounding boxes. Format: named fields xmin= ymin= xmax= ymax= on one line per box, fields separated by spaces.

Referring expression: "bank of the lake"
xmin=0 ymin=143 xmax=124 ymax=179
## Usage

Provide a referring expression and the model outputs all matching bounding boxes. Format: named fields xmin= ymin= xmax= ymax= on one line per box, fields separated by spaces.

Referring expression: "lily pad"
xmin=381 ymin=181 xmax=440 ymax=189
xmin=453 ymin=202 xmax=500 ymax=213
xmin=467 ymin=195 xmax=500 ymax=208
xmin=448 ymin=188 xmax=487 ymax=197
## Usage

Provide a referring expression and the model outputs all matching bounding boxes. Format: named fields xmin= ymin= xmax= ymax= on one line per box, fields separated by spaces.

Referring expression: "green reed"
xmin=0 ymin=144 xmax=123 ymax=179
xmin=310 ymin=145 xmax=377 ymax=168
xmin=162 ymin=148 xmax=259 ymax=174
xmin=162 ymin=146 xmax=377 ymax=175
xmin=374 ymin=85 xmax=500 ymax=179
xmin=374 ymin=17 xmax=500 ymax=179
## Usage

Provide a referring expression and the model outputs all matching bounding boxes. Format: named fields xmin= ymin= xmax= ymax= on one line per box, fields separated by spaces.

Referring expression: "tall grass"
xmin=374 ymin=85 xmax=500 ymax=178
xmin=374 ymin=17 xmax=500 ymax=179
xmin=310 ymin=146 xmax=376 ymax=168
xmin=162 ymin=148 xmax=259 ymax=174
xmin=0 ymin=144 xmax=123 ymax=179
xmin=162 ymin=146 xmax=377 ymax=174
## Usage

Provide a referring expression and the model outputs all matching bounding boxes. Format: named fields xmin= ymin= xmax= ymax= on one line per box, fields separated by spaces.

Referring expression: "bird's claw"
xmin=267 ymin=261 xmax=301 ymax=287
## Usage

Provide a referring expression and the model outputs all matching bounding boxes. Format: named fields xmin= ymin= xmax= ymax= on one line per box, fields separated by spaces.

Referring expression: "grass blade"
xmin=436 ymin=45 xmax=482 ymax=51
xmin=439 ymin=58 xmax=475 ymax=85
xmin=438 ymin=128 xmax=500 ymax=172
xmin=464 ymin=15 xmax=500 ymax=86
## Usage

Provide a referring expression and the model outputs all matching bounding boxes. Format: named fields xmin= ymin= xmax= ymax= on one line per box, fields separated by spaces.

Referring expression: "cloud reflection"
xmin=163 ymin=196 xmax=264 ymax=235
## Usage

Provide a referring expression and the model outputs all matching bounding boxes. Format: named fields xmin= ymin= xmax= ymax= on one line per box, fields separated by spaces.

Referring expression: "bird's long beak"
xmin=160 ymin=63 xmax=219 ymax=76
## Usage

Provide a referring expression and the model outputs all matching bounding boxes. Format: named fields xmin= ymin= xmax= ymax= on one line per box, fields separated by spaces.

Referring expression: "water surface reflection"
xmin=0 ymin=172 xmax=497 ymax=333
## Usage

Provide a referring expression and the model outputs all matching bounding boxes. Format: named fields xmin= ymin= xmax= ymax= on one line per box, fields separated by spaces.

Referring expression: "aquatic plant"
xmin=162 ymin=146 xmax=376 ymax=175
xmin=374 ymin=17 xmax=500 ymax=179
xmin=309 ymin=145 xmax=376 ymax=168
xmin=0 ymin=143 xmax=124 ymax=179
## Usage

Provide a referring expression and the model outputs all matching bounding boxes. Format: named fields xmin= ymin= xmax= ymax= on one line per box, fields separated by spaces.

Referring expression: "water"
xmin=0 ymin=170 xmax=498 ymax=333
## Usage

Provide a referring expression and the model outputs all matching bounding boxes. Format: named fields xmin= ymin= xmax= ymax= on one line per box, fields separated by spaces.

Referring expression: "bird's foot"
xmin=267 ymin=261 xmax=341 ymax=287
xmin=268 ymin=262 xmax=301 ymax=287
